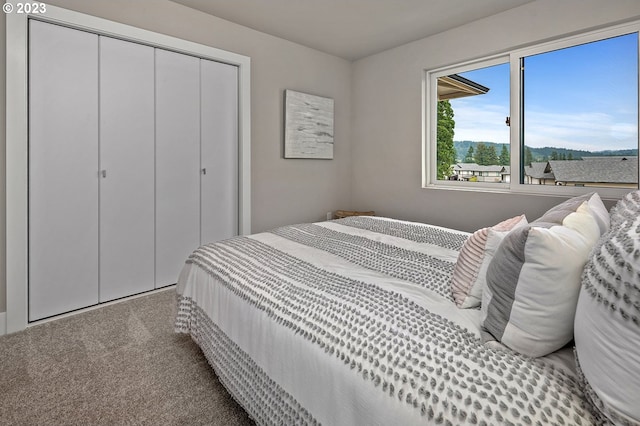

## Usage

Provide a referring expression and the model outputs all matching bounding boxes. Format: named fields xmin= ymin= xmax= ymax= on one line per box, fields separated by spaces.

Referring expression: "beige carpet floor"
xmin=0 ymin=288 xmax=254 ymax=425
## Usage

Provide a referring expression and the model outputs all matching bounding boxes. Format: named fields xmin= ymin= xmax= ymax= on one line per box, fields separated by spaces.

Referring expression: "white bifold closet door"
xmin=29 ymin=21 xmax=100 ymax=320
xmin=99 ymin=37 xmax=155 ymax=302
xmin=155 ymin=54 xmax=239 ymax=287
xmin=155 ymin=49 xmax=201 ymax=288
xmin=200 ymin=59 xmax=239 ymax=244
xmin=29 ymin=20 xmax=240 ymax=319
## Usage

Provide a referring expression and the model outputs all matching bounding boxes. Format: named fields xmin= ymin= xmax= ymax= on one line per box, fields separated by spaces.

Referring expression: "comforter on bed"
xmin=175 ymin=216 xmax=593 ymax=425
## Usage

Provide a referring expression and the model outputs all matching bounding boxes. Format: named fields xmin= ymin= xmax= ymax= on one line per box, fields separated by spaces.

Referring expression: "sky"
xmin=450 ymin=32 xmax=638 ymax=152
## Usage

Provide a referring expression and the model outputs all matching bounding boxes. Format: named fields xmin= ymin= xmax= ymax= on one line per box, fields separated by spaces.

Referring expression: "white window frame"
xmin=423 ymin=20 xmax=640 ymax=199
xmin=424 ymin=55 xmax=509 ymax=192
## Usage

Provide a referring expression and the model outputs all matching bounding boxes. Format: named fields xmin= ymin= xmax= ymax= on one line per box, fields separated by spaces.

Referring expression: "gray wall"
xmin=0 ymin=0 xmax=352 ymax=314
xmin=351 ymin=0 xmax=640 ymax=233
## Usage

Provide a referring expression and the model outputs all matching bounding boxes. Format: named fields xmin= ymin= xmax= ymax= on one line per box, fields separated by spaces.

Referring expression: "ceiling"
xmin=170 ymin=0 xmax=535 ymax=60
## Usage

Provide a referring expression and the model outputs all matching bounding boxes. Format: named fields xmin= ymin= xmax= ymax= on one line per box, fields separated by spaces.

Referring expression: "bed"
xmin=175 ymin=191 xmax=640 ymax=425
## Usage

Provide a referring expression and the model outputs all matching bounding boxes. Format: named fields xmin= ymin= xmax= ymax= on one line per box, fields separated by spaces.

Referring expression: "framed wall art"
xmin=284 ymin=89 xmax=334 ymax=159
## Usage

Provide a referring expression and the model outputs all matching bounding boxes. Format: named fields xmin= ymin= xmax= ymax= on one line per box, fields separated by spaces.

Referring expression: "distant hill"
xmin=454 ymin=140 xmax=638 ymax=163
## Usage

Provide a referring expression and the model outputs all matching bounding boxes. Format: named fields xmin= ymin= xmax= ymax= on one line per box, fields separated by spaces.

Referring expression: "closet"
xmin=28 ymin=20 xmax=238 ymax=321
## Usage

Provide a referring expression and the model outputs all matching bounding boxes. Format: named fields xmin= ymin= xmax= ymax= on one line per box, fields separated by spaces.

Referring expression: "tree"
xmin=499 ymin=145 xmax=510 ymax=166
xmin=524 ymin=146 xmax=533 ymax=167
xmin=550 ymin=150 xmax=559 ymax=160
xmin=486 ymin=145 xmax=499 ymax=165
xmin=464 ymin=146 xmax=474 ymax=163
xmin=436 ymin=100 xmax=456 ymax=179
xmin=475 ymin=142 xmax=499 ymax=165
xmin=475 ymin=143 xmax=487 ymax=165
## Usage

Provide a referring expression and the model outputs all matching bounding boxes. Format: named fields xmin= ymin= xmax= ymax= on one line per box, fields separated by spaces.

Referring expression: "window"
xmin=425 ymin=22 xmax=639 ymax=197
xmin=433 ymin=61 xmax=509 ymax=184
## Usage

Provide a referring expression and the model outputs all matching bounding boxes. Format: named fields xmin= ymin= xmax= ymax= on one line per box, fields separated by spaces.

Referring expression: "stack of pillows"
xmin=451 ymin=190 xmax=640 ymax=424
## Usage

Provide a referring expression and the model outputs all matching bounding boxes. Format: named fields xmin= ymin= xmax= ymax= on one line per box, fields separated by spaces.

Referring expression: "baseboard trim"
xmin=0 ymin=312 xmax=6 ymax=336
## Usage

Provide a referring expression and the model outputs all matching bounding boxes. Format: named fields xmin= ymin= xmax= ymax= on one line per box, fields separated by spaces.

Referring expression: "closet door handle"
xmin=101 ymin=170 xmax=107 ymax=178
xmin=201 ymin=168 xmax=207 ymax=175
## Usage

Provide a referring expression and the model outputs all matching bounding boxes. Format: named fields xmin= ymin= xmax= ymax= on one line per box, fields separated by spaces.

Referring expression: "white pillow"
xmin=450 ymin=214 xmax=527 ymax=308
xmin=482 ymin=192 xmax=608 ymax=357
xmin=574 ymin=190 xmax=640 ymax=425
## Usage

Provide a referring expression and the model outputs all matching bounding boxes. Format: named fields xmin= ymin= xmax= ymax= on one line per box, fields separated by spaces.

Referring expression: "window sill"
xmin=423 ymin=182 xmax=633 ymax=201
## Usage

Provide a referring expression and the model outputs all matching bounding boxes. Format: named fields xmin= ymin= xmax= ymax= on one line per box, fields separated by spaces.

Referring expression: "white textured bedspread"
xmin=175 ymin=216 xmax=592 ymax=425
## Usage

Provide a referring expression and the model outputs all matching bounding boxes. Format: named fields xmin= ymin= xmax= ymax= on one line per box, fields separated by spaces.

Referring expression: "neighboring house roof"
xmin=524 ymin=157 xmax=638 ymax=184
xmin=438 ymin=74 xmax=490 ymax=101
xmin=454 ymin=163 xmax=507 ymax=173
xmin=549 ymin=157 xmax=638 ymax=184
xmin=524 ymin=162 xmax=555 ymax=180
xmin=458 ymin=157 xmax=637 ymax=184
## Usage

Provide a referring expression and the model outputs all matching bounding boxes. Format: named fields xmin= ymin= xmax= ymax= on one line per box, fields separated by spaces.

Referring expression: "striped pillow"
xmin=482 ymin=192 xmax=608 ymax=357
xmin=451 ymin=214 xmax=527 ymax=308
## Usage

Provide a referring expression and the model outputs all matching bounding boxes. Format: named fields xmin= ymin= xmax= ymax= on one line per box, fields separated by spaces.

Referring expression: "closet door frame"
xmin=5 ymin=5 xmax=251 ymax=334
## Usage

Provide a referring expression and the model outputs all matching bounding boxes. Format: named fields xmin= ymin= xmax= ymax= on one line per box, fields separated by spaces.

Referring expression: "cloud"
xmin=450 ymin=101 xmax=637 ymax=151
xmin=451 ymin=101 xmax=509 ymax=144
xmin=524 ymin=110 xmax=637 ymax=151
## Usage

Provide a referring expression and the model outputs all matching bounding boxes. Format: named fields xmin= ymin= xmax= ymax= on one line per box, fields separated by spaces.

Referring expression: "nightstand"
xmin=334 ymin=210 xmax=375 ymax=219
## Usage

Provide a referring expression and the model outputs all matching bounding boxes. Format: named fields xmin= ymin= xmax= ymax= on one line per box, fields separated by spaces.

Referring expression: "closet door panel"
xmin=99 ymin=37 xmax=155 ymax=302
xmin=155 ymin=49 xmax=201 ymax=287
xmin=200 ymin=60 xmax=239 ymax=244
xmin=28 ymin=21 xmax=99 ymax=320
